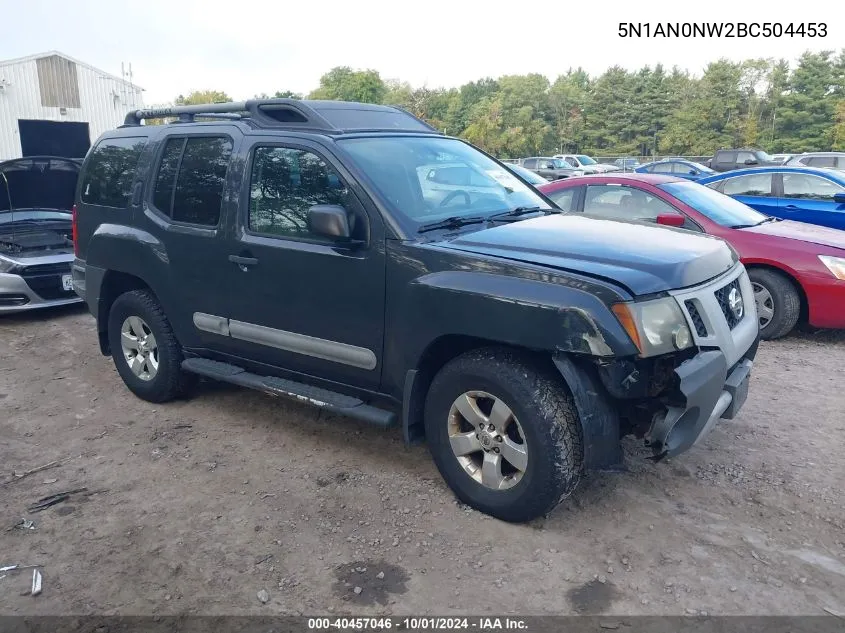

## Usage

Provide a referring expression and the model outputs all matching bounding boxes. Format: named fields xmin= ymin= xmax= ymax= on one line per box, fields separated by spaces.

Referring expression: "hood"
xmin=440 ymin=214 xmax=736 ymax=296
xmin=0 ymin=156 xmax=80 ymax=213
xmin=742 ymin=219 xmax=845 ymax=251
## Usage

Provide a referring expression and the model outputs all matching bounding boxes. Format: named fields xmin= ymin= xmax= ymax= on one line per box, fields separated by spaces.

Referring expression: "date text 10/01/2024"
xmin=307 ymin=617 xmax=528 ymax=630
xmin=618 ymin=22 xmax=827 ymax=37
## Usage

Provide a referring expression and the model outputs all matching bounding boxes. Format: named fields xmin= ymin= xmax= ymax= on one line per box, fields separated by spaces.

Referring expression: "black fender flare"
xmin=552 ymin=353 xmax=623 ymax=471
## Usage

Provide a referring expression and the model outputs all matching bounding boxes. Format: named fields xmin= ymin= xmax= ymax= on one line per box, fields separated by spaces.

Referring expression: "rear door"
xmin=218 ymin=137 xmax=387 ymax=389
xmin=715 ymin=172 xmax=778 ymax=217
xmin=142 ymin=127 xmax=241 ymax=347
xmin=777 ymin=172 xmax=845 ymax=229
xmin=713 ymin=151 xmax=736 ymax=172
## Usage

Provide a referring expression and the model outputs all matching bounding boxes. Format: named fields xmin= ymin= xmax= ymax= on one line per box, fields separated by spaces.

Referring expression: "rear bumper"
xmin=646 ymin=339 xmax=758 ymax=458
xmin=0 ymin=272 xmax=82 ymax=313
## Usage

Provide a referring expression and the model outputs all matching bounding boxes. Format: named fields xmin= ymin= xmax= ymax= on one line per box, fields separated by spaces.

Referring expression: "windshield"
xmin=576 ymin=155 xmax=597 ymax=165
xmin=691 ymin=162 xmax=715 ymax=173
xmin=339 ymin=137 xmax=551 ymax=227
xmin=506 ymin=163 xmax=548 ymax=185
xmin=659 ymin=181 xmax=768 ymax=228
xmin=757 ymin=150 xmax=775 ymax=161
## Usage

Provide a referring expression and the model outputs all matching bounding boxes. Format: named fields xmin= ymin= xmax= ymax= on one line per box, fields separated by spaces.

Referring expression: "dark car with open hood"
xmin=0 ymin=156 xmax=82 ymax=312
xmin=72 ymin=99 xmax=759 ymax=522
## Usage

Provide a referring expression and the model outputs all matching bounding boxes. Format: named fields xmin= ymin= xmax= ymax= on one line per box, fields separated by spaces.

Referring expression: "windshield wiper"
xmin=755 ymin=216 xmax=781 ymax=225
xmin=417 ymin=215 xmax=487 ymax=233
xmin=487 ymin=206 xmax=554 ymax=222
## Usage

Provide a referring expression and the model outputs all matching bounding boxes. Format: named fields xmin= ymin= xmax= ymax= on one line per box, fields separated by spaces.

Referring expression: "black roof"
xmin=123 ymin=99 xmax=442 ymax=136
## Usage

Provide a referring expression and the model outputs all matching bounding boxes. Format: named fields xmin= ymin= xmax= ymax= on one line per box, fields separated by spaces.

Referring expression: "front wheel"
xmin=424 ymin=348 xmax=583 ymax=522
xmin=748 ymin=268 xmax=800 ymax=340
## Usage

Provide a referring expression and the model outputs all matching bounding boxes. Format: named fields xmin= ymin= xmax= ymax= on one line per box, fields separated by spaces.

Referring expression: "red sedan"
xmin=538 ymin=174 xmax=845 ymax=339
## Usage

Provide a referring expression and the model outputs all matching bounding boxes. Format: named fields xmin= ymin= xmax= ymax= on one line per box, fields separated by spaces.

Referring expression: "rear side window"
xmin=80 ymin=137 xmax=146 ymax=208
xmin=715 ymin=151 xmax=735 ymax=163
xmin=721 ymin=173 xmax=773 ymax=197
xmin=807 ymin=156 xmax=836 ymax=168
xmin=151 ymin=136 xmax=233 ymax=226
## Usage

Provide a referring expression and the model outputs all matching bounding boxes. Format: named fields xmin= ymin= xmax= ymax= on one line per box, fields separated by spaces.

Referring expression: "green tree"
xmin=273 ymin=90 xmax=302 ymax=99
xmin=775 ymin=51 xmax=842 ymax=152
xmin=175 ymin=90 xmax=232 ymax=105
xmin=833 ymin=100 xmax=845 ymax=151
xmin=308 ymin=67 xmax=387 ymax=104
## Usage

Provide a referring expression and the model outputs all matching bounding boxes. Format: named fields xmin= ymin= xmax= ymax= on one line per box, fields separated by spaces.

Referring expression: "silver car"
xmin=785 ymin=152 xmax=845 ymax=170
xmin=0 ymin=156 xmax=82 ymax=313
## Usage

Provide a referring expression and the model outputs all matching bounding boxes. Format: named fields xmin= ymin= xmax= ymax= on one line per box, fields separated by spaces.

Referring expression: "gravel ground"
xmin=1 ymin=305 xmax=844 ymax=616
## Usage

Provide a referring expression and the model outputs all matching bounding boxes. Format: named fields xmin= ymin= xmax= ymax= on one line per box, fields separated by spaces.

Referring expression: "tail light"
xmin=72 ymin=204 xmax=79 ymax=256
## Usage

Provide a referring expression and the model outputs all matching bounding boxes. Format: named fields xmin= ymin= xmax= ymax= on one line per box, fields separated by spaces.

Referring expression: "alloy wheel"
xmin=752 ymin=282 xmax=775 ymax=329
xmin=120 ymin=316 xmax=159 ymax=381
xmin=447 ymin=391 xmax=527 ymax=490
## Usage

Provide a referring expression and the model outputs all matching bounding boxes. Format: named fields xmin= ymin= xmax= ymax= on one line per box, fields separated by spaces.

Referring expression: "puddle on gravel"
xmin=333 ymin=560 xmax=409 ymax=606
xmin=567 ymin=579 xmax=621 ymax=614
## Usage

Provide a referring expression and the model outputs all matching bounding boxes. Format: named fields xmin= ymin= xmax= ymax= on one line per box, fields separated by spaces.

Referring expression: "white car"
xmin=784 ymin=152 xmax=845 ymax=171
xmin=553 ymin=154 xmax=619 ymax=174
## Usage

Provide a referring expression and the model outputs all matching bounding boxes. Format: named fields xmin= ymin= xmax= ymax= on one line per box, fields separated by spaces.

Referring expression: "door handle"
xmin=228 ymin=255 xmax=258 ymax=267
xmin=784 ymin=205 xmax=799 ymax=210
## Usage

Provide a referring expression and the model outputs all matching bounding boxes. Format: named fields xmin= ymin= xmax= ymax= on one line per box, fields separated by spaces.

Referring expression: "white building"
xmin=0 ymin=51 xmax=144 ymax=160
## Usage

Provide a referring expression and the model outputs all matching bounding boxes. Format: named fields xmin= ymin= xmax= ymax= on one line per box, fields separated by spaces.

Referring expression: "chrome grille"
xmin=714 ymin=279 xmax=744 ymax=329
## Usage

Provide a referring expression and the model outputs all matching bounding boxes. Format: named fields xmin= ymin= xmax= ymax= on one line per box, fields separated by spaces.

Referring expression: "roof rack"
xmin=124 ymin=98 xmax=442 ymax=135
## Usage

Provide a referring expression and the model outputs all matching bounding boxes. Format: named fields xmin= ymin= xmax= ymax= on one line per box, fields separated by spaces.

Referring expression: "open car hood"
xmin=0 ymin=156 xmax=80 ymax=214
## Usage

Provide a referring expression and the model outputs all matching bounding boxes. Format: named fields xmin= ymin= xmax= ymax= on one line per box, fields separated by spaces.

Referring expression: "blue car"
xmin=635 ymin=159 xmax=715 ymax=181
xmin=698 ymin=166 xmax=845 ymax=230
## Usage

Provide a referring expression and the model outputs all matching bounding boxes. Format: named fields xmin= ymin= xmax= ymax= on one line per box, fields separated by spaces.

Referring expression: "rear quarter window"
xmin=80 ymin=137 xmax=146 ymax=208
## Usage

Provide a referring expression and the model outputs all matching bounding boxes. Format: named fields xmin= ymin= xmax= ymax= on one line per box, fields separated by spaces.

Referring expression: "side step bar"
xmin=182 ymin=358 xmax=397 ymax=428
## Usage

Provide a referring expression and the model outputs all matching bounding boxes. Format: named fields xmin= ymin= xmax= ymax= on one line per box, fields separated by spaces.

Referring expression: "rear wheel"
xmin=108 ymin=289 xmax=195 ymax=402
xmin=748 ymin=268 xmax=801 ymax=340
xmin=424 ymin=348 xmax=582 ymax=522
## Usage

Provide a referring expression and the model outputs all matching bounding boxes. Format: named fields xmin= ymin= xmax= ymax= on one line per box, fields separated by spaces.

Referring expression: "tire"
xmin=107 ymin=289 xmax=195 ymax=402
xmin=424 ymin=347 xmax=583 ymax=523
xmin=748 ymin=268 xmax=800 ymax=340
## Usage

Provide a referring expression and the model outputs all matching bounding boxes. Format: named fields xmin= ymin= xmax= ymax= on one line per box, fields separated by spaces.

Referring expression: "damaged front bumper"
xmin=646 ymin=339 xmax=758 ymax=458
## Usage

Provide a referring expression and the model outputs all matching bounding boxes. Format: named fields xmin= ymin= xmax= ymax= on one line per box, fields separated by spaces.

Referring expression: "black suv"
xmin=72 ymin=99 xmax=759 ymax=522
xmin=708 ymin=149 xmax=781 ymax=172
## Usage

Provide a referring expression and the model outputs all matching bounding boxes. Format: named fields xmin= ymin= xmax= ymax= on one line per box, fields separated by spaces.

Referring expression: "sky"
xmin=1 ymin=0 xmax=838 ymax=105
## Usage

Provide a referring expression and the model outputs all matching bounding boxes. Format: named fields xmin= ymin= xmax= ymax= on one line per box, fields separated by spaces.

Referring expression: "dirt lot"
xmin=1 ymin=305 xmax=844 ymax=616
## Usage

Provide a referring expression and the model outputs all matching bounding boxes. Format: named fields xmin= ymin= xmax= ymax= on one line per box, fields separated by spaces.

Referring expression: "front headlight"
xmin=612 ymin=297 xmax=693 ymax=357
xmin=0 ymin=255 xmax=19 ymax=274
xmin=819 ymin=255 xmax=845 ymax=280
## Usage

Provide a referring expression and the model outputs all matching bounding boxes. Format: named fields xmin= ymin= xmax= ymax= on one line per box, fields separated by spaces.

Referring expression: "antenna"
xmin=128 ymin=63 xmax=135 ymax=108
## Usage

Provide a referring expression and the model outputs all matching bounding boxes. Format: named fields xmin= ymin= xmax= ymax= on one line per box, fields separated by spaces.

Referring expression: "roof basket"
xmin=123 ymin=99 xmax=442 ymax=135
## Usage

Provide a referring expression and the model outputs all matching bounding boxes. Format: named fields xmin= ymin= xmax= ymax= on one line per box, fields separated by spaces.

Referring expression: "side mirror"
xmin=689 ymin=170 xmax=698 ymax=175
xmin=656 ymin=213 xmax=686 ymax=227
xmin=744 ymin=158 xmax=758 ymax=166
xmin=308 ymin=204 xmax=352 ymax=240
xmin=833 ymin=193 xmax=845 ymax=204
